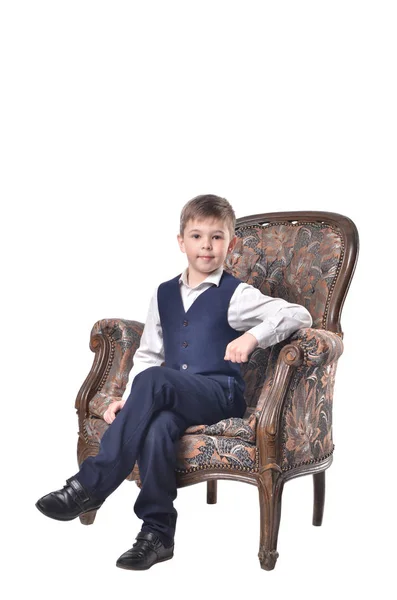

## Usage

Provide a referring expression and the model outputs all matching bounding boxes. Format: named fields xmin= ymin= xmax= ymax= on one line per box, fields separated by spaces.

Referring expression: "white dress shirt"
xmin=122 ymin=265 xmax=312 ymax=399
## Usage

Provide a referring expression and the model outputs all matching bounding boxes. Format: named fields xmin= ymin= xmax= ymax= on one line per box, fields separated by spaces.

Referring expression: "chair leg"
xmin=79 ymin=510 xmax=98 ymax=525
xmin=258 ymin=470 xmax=284 ymax=570
xmin=312 ymin=471 xmax=325 ymax=526
xmin=207 ymin=480 xmax=217 ymax=504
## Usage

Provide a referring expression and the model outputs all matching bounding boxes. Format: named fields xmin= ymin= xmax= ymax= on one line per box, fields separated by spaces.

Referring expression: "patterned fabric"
xmin=282 ymin=360 xmax=338 ymax=470
xmin=224 ymin=222 xmax=343 ymax=329
xmin=181 ymin=329 xmax=342 ymax=472
xmin=175 ymin=433 xmax=258 ymax=473
xmin=82 ymin=325 xmax=342 ymax=475
xmin=79 ymin=220 xmax=346 ymax=478
xmin=83 ymin=415 xmax=258 ymax=474
xmin=290 ymin=327 xmax=344 ymax=367
xmin=184 ymin=412 xmax=258 ymax=442
xmin=88 ymin=319 xmax=143 ymax=419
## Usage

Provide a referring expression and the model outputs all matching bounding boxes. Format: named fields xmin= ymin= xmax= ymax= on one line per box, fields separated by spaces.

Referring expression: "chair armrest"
xmin=75 ymin=318 xmax=144 ymax=422
xmin=289 ymin=327 xmax=344 ymax=367
xmin=256 ymin=328 xmax=343 ymax=475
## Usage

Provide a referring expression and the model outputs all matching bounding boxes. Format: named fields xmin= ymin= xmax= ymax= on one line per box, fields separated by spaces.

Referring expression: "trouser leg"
xmin=134 ymin=410 xmax=186 ymax=547
xmin=73 ymin=366 xmax=245 ymax=501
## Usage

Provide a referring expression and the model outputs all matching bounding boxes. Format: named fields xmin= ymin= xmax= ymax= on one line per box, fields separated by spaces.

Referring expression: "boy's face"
xmin=177 ymin=217 xmax=237 ymax=283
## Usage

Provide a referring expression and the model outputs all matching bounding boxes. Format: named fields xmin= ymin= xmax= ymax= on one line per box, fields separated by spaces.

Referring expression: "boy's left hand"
xmin=224 ymin=332 xmax=259 ymax=363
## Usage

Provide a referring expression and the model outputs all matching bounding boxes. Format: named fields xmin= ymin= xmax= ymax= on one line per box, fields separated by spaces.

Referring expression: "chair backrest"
xmin=223 ymin=211 xmax=359 ymax=409
xmin=224 ymin=210 xmax=359 ymax=332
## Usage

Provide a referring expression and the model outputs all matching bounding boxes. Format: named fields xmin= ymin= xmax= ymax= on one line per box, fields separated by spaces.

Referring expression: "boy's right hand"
xmin=103 ymin=399 xmax=125 ymax=424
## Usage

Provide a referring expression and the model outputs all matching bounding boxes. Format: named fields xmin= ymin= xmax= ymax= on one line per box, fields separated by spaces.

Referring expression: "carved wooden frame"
xmin=74 ymin=210 xmax=359 ymax=571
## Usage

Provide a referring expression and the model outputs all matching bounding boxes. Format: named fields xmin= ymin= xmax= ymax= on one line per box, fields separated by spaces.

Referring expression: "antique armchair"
xmin=74 ymin=210 xmax=359 ymax=570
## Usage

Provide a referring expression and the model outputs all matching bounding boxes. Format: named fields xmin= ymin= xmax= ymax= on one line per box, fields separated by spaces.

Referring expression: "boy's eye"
xmin=192 ymin=235 xmax=222 ymax=239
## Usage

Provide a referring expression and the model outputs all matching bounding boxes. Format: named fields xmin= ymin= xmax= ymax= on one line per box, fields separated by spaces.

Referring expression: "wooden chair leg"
xmin=207 ymin=480 xmax=217 ymax=504
xmin=258 ymin=470 xmax=284 ymax=570
xmin=79 ymin=510 xmax=98 ymax=525
xmin=312 ymin=471 xmax=325 ymax=526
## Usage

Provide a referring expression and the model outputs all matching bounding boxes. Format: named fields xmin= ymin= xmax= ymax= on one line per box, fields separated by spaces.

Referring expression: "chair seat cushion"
xmin=84 ymin=412 xmax=258 ymax=476
xmin=85 ymin=408 xmax=258 ymax=446
xmin=183 ymin=410 xmax=257 ymax=443
xmin=175 ymin=432 xmax=258 ymax=473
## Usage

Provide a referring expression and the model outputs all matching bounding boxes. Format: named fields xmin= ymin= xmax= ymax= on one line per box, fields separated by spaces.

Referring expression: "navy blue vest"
xmin=157 ymin=269 xmax=246 ymax=397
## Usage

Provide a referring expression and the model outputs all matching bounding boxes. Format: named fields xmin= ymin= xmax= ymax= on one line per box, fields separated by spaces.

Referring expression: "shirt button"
xmin=181 ymin=364 xmax=188 ymax=369
xmin=182 ymin=341 xmax=188 ymax=348
xmin=183 ymin=320 xmax=188 ymax=326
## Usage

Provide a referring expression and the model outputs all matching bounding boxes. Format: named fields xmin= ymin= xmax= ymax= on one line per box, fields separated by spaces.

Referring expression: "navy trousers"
xmin=73 ymin=366 xmax=246 ymax=547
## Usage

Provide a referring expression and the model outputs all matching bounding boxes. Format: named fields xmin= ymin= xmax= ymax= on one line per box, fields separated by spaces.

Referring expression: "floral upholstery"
xmin=74 ymin=213 xmax=358 ymax=570
xmin=84 ymin=415 xmax=259 ymax=474
xmin=282 ymin=360 xmax=337 ymax=471
xmin=79 ymin=219 xmax=346 ymax=481
xmin=87 ymin=319 xmax=143 ymax=420
xmin=225 ymin=221 xmax=344 ymax=329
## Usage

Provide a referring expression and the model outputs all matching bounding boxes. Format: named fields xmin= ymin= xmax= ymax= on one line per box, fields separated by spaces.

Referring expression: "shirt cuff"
xmin=246 ymin=323 xmax=279 ymax=349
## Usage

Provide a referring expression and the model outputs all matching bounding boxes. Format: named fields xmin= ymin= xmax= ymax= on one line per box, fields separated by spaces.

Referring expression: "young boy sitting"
xmin=36 ymin=194 xmax=312 ymax=570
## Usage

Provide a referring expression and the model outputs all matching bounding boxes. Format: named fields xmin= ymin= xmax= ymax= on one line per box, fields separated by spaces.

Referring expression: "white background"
xmin=1 ymin=1 xmax=395 ymax=598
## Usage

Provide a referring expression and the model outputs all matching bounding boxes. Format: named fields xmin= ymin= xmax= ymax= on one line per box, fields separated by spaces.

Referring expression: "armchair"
xmin=74 ymin=210 xmax=358 ymax=570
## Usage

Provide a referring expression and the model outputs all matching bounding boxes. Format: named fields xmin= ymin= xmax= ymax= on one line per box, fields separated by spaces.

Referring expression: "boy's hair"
xmin=179 ymin=194 xmax=236 ymax=240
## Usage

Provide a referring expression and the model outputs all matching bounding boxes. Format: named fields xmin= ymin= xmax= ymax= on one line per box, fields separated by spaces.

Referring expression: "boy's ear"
xmin=228 ymin=235 xmax=238 ymax=252
xmin=177 ymin=233 xmax=185 ymax=253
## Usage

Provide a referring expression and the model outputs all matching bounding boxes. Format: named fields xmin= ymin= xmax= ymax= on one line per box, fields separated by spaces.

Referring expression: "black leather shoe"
xmin=35 ymin=477 xmax=104 ymax=521
xmin=116 ymin=531 xmax=174 ymax=570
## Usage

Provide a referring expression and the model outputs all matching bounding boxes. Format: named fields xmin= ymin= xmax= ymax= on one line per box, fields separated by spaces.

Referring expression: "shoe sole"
xmin=35 ymin=500 xmax=102 ymax=521
xmin=116 ymin=552 xmax=174 ymax=571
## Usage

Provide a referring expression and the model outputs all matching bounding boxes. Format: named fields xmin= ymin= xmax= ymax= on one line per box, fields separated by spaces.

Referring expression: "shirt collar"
xmin=179 ymin=264 xmax=224 ymax=289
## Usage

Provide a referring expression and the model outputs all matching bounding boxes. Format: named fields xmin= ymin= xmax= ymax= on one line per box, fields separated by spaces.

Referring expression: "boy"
xmin=36 ymin=194 xmax=312 ymax=570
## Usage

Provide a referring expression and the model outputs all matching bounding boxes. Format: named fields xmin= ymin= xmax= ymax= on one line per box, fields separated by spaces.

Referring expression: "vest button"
xmin=181 ymin=364 xmax=188 ymax=370
xmin=183 ymin=320 xmax=188 ymax=326
xmin=182 ymin=341 xmax=188 ymax=348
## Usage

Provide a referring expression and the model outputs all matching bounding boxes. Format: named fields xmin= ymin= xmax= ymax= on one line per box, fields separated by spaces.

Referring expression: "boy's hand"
xmin=103 ymin=398 xmax=126 ymax=424
xmin=224 ymin=332 xmax=259 ymax=363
